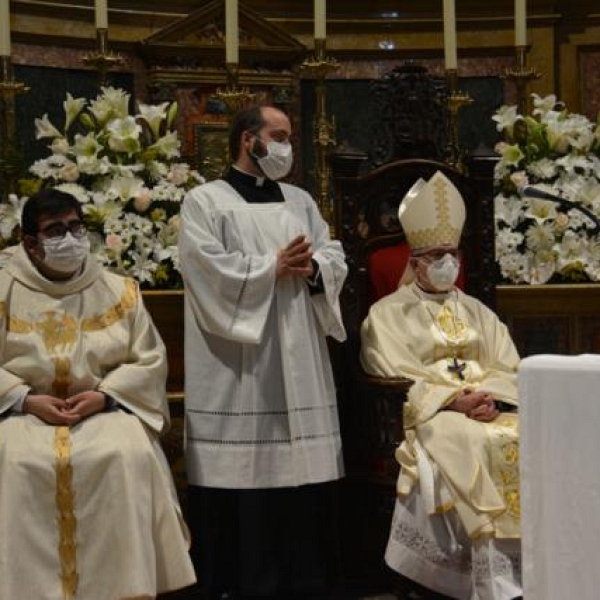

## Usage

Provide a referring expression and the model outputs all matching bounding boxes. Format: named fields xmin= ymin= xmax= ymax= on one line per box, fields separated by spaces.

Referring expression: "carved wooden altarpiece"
xmin=139 ymin=0 xmax=305 ymax=179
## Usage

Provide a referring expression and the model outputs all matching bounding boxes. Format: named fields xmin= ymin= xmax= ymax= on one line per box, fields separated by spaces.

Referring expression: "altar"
xmin=519 ymin=354 xmax=600 ymax=600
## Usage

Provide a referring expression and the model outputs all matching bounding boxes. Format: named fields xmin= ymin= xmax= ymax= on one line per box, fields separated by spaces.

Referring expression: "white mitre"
xmin=398 ymin=170 xmax=466 ymax=251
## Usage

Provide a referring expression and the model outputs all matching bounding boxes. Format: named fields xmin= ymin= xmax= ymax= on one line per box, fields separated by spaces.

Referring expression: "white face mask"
xmin=41 ymin=232 xmax=90 ymax=274
xmin=253 ymin=138 xmax=294 ymax=180
xmin=426 ymin=253 xmax=460 ymax=291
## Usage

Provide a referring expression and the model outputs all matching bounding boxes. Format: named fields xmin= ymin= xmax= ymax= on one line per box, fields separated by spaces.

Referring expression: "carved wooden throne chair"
xmin=331 ymin=64 xmax=497 ymax=592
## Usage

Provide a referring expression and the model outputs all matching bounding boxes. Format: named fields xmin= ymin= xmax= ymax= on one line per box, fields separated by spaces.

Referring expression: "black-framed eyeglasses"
xmin=39 ymin=220 xmax=87 ymax=239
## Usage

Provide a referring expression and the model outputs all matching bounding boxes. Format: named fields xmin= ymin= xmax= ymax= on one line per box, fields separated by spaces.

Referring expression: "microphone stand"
xmin=520 ymin=187 xmax=600 ymax=234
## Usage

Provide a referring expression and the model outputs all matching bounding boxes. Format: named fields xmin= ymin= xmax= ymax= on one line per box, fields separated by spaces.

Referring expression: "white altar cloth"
xmin=519 ymin=354 xmax=600 ymax=600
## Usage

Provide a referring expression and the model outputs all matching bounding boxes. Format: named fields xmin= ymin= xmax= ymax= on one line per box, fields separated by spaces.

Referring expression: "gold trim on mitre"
xmin=398 ymin=171 xmax=466 ymax=250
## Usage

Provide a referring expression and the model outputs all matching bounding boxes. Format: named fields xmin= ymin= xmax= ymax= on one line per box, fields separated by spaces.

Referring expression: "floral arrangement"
xmin=0 ymin=87 xmax=204 ymax=288
xmin=493 ymin=94 xmax=600 ymax=284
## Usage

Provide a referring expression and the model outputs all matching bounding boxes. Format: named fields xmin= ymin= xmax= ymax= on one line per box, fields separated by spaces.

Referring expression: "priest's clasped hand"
xmin=277 ymin=234 xmax=314 ymax=280
xmin=447 ymin=389 xmax=500 ymax=422
xmin=23 ymin=390 xmax=109 ymax=426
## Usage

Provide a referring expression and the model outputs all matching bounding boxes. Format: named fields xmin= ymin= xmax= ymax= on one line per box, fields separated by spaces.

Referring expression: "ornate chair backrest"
xmin=368 ymin=64 xmax=448 ymax=169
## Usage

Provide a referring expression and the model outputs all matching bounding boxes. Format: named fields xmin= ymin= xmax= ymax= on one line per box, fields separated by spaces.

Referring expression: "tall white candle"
xmin=0 ymin=0 xmax=11 ymax=56
xmin=443 ymin=0 xmax=457 ymax=70
xmin=515 ymin=0 xmax=527 ymax=46
xmin=95 ymin=0 xmax=108 ymax=29
xmin=225 ymin=0 xmax=239 ymax=63
xmin=314 ymin=0 xmax=326 ymax=40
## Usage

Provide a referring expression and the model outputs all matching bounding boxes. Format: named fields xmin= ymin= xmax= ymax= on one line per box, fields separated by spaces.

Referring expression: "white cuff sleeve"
xmin=2 ymin=385 xmax=30 ymax=414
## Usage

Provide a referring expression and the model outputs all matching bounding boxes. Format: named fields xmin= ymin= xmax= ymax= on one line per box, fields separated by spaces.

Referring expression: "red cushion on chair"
xmin=368 ymin=244 xmax=467 ymax=304
xmin=368 ymin=244 xmax=412 ymax=305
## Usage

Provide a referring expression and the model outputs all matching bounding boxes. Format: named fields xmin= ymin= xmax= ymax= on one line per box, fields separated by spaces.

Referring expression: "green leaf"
xmin=166 ymin=102 xmax=178 ymax=130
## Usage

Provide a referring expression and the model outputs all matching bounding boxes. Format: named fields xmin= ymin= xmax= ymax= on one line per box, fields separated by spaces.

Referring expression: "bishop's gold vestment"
xmin=361 ymin=283 xmax=520 ymax=539
xmin=0 ymin=246 xmax=195 ymax=599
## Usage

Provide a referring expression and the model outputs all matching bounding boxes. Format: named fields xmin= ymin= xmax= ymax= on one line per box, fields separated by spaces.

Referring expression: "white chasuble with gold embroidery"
xmin=361 ymin=283 xmax=520 ymax=540
xmin=0 ymin=246 xmax=195 ymax=600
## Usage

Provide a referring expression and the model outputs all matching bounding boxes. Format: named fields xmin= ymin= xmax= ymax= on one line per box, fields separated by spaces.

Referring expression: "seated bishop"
xmin=360 ymin=172 xmax=522 ymax=600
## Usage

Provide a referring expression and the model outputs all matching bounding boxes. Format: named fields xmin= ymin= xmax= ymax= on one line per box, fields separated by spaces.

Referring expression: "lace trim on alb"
xmin=472 ymin=543 xmax=522 ymax=583
xmin=390 ymin=519 xmax=471 ymax=573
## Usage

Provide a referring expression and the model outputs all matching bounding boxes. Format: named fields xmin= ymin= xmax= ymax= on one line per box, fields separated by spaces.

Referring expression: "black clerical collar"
xmin=225 ymin=166 xmax=285 ymax=203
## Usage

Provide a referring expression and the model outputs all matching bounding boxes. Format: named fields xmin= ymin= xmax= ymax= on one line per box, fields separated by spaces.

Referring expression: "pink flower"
xmin=59 ymin=162 xmax=79 ymax=182
xmin=133 ymin=188 xmax=152 ymax=212
xmin=106 ymin=234 xmax=122 ymax=249
xmin=510 ymin=171 xmax=528 ymax=189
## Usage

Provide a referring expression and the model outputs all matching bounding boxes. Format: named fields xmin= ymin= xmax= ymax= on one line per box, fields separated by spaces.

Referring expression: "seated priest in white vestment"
xmin=179 ymin=105 xmax=347 ymax=598
xmin=360 ymin=172 xmax=522 ymax=600
xmin=0 ymin=189 xmax=196 ymax=600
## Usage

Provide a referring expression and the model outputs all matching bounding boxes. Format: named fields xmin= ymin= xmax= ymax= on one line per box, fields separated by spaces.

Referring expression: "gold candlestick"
xmin=300 ymin=38 xmax=339 ymax=234
xmin=82 ymin=28 xmax=122 ymax=88
xmin=0 ymin=56 xmax=30 ymax=203
xmin=445 ymin=69 xmax=472 ymax=173
xmin=214 ymin=63 xmax=254 ymax=117
xmin=504 ymin=45 xmax=541 ymax=115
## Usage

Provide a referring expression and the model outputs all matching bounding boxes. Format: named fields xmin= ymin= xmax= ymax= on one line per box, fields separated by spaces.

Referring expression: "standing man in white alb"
xmin=178 ymin=104 xmax=347 ymax=599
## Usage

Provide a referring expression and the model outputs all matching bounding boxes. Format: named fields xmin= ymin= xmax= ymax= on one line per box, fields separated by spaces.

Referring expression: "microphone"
xmin=517 ymin=184 xmax=600 ymax=234
xmin=517 ymin=185 xmax=564 ymax=203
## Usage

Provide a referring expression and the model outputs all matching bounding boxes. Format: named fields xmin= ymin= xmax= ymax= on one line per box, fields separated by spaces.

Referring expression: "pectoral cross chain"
xmin=448 ymin=356 xmax=466 ymax=380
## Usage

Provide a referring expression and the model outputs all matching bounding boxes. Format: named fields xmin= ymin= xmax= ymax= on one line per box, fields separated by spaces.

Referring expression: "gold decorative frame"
xmin=193 ymin=120 xmax=230 ymax=182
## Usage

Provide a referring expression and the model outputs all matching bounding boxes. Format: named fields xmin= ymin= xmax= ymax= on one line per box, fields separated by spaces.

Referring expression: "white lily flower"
xmin=74 ymin=133 xmax=102 ymax=158
xmin=150 ymin=132 xmax=181 ymax=159
xmin=545 ymin=119 xmax=572 ymax=154
xmin=64 ymin=93 xmax=87 ymax=130
xmin=492 ymin=105 xmax=520 ymax=134
xmin=138 ymin=102 xmax=169 ymax=139
xmin=109 ymin=175 xmax=145 ymax=202
xmin=107 ymin=116 xmax=142 ymax=155
xmin=531 ymin=93 xmax=557 ymax=117
xmin=35 ymin=114 xmax=62 ymax=139
xmin=524 ymin=198 xmax=558 ymax=224
xmin=497 ymin=143 xmax=524 ymax=167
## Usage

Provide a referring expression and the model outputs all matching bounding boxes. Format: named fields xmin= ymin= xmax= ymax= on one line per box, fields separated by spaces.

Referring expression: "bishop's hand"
xmin=447 ymin=389 xmax=499 ymax=422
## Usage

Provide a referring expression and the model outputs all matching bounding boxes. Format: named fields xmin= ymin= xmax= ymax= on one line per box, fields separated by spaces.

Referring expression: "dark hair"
xmin=21 ymin=188 xmax=84 ymax=237
xmin=228 ymin=104 xmax=266 ymax=161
